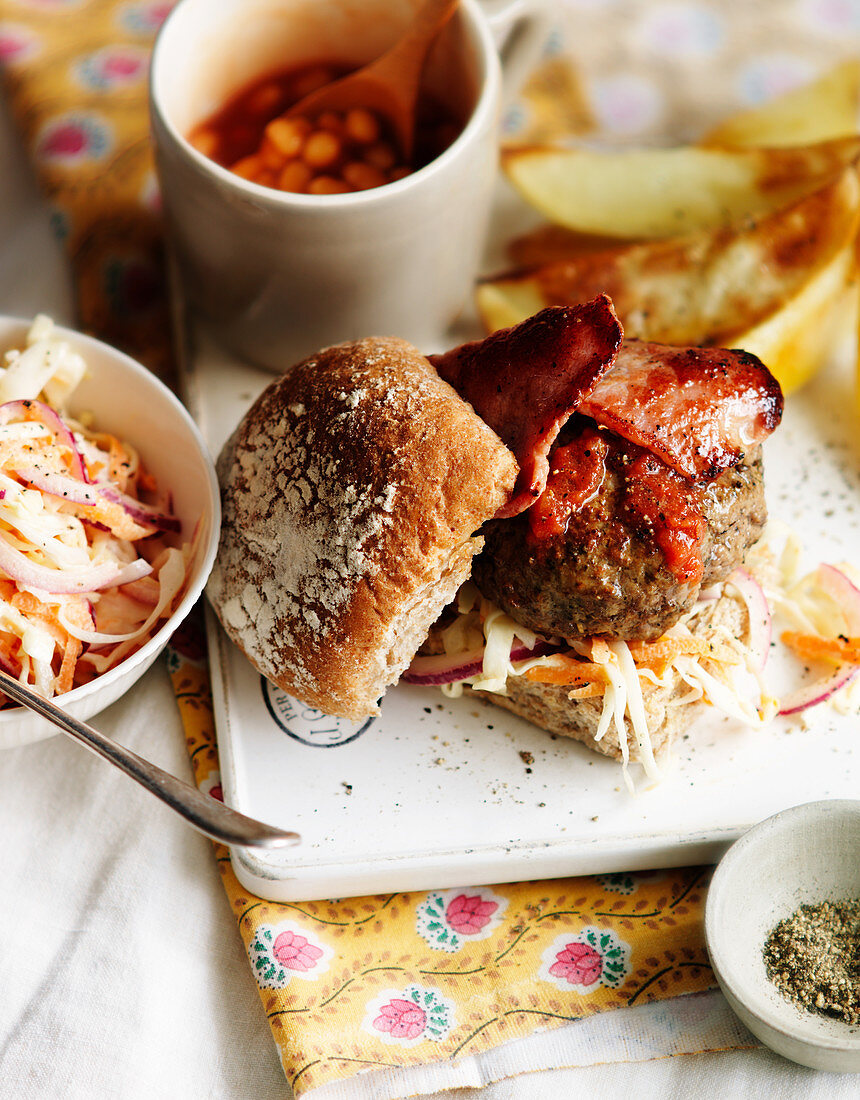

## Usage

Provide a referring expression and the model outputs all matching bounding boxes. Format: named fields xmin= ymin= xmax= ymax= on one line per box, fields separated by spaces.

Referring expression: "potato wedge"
xmin=736 ymin=242 xmax=858 ymax=395
xmin=477 ymin=168 xmax=860 ymax=347
xmin=507 ymin=224 xmax=644 ymax=268
xmin=477 ymin=280 xmax=545 ymax=334
xmin=702 ymin=60 xmax=860 ymax=149
xmin=501 ymin=136 xmax=860 ymax=238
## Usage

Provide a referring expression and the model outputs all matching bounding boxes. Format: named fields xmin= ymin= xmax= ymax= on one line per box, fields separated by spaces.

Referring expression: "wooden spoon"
xmin=286 ymin=0 xmax=460 ymax=162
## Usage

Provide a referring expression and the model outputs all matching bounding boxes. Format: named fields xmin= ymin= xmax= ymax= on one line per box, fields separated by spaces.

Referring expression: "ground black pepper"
xmin=763 ymin=899 xmax=860 ymax=1026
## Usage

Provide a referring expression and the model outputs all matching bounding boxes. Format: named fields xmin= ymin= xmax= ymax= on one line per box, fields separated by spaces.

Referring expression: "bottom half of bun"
xmin=452 ymin=587 xmax=751 ymax=765
xmin=465 ymin=674 xmax=684 ymax=761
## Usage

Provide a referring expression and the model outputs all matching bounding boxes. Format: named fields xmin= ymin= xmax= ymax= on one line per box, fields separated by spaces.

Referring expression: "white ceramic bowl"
xmin=0 ymin=318 xmax=220 ymax=749
xmin=705 ymin=799 xmax=860 ymax=1073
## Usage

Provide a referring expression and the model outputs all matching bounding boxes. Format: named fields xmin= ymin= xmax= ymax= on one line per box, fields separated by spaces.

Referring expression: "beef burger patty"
xmin=473 ymin=422 xmax=766 ymax=642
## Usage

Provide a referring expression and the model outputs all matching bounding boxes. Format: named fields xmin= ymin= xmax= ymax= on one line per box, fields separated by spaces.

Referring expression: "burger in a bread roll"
xmin=208 ymin=297 xmax=783 ymax=775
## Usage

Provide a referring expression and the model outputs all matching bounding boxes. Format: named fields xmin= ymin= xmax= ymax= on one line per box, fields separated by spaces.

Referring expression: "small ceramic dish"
xmin=0 ymin=317 xmax=220 ymax=749
xmin=705 ymin=799 xmax=860 ymax=1072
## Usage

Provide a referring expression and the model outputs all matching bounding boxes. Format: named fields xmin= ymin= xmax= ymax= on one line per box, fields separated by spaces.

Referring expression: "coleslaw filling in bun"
xmin=407 ymin=578 xmax=774 ymax=786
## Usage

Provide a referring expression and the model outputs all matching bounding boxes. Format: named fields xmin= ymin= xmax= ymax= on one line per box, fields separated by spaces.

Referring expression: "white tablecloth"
xmin=0 ymin=99 xmax=857 ymax=1100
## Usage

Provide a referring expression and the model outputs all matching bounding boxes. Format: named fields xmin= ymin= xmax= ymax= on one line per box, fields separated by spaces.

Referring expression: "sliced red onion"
xmin=79 ymin=599 xmax=97 ymax=655
xmin=119 ymin=576 xmax=160 ymax=606
xmin=779 ymin=664 xmax=859 ymax=716
xmin=0 ymin=399 xmax=88 ymax=481
xmin=54 ymin=597 xmax=98 ymax=656
xmin=510 ymin=639 xmax=561 ymax=663
xmin=0 ymin=533 xmax=127 ymax=594
xmin=112 ymin=559 xmax=154 ymax=586
xmin=816 ymin=564 xmax=860 ymax=635
xmin=403 ymin=639 xmax=561 ymax=686
xmin=96 ymin=483 xmax=181 ymax=533
xmin=402 ymin=648 xmax=484 ymax=685
xmin=697 ymin=585 xmax=721 ymax=602
xmin=727 ymin=568 xmax=772 ymax=671
xmin=13 ymin=466 xmax=98 ymax=506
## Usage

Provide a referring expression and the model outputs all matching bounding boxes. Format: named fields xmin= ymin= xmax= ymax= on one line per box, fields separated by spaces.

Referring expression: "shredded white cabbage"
xmin=610 ymin=638 xmax=661 ymax=783
xmin=440 ymin=582 xmax=551 ymax=698
xmin=0 ymin=313 xmax=87 ymax=406
xmin=0 ymin=316 xmax=192 ymax=702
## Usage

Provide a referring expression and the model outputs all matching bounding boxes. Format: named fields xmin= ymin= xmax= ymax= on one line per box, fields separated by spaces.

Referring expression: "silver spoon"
xmin=0 ymin=668 xmax=299 ymax=850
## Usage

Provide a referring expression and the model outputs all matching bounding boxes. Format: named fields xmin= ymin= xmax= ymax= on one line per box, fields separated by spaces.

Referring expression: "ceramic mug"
xmin=149 ymin=0 xmax=547 ymax=370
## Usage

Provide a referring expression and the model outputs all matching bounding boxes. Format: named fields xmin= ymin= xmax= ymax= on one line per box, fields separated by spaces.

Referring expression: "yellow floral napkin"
xmin=6 ymin=0 xmax=848 ymax=1093
xmin=0 ymin=0 xmax=173 ymax=381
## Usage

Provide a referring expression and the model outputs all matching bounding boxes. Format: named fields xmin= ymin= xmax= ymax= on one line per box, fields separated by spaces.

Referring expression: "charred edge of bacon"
xmin=429 ymin=297 xmax=624 ymax=518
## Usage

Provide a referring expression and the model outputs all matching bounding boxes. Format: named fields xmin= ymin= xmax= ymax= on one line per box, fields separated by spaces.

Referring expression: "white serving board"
xmin=181 ymin=313 xmax=860 ymax=903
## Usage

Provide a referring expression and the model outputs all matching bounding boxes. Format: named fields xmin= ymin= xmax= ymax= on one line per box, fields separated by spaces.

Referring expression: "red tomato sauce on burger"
xmin=529 ymin=426 xmax=707 ymax=585
xmin=529 ymin=428 xmax=609 ymax=540
xmin=622 ymin=450 xmax=707 ymax=584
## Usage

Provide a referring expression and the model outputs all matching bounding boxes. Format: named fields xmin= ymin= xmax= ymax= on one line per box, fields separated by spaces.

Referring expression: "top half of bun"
xmin=207 ymin=336 xmax=519 ymax=719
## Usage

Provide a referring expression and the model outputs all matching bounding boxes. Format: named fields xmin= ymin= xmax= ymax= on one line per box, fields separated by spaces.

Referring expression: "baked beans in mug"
xmin=188 ymin=60 xmax=464 ymax=194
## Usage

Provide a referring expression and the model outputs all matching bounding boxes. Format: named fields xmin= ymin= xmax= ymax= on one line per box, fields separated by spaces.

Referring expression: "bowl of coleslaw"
xmin=0 ymin=315 xmax=220 ymax=748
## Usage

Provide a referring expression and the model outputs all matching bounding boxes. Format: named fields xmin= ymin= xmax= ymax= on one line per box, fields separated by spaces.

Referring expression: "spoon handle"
xmin=367 ymin=0 xmax=459 ymax=108
xmin=0 ymin=669 xmax=300 ymax=850
xmin=385 ymin=0 xmax=460 ymax=66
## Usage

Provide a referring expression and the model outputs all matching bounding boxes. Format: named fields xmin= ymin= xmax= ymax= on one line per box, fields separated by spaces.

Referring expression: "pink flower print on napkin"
xmin=197 ymin=770 xmax=223 ymax=802
xmin=247 ymin=922 xmax=331 ymax=990
xmin=539 ymin=927 xmax=632 ymax=993
xmin=549 ymin=941 xmax=603 ymax=987
xmin=118 ymin=1 xmax=172 ymax=36
xmin=103 ymin=51 xmax=142 ymax=78
xmin=445 ymin=893 xmax=499 ymax=935
xmin=43 ymin=123 xmax=86 ymax=157
xmin=363 ymin=985 xmax=454 ymax=1045
xmin=373 ymin=999 xmax=427 ymax=1040
xmin=272 ymin=930 xmax=323 ymax=972
xmin=416 ymin=887 xmax=507 ymax=952
xmin=75 ymin=46 xmax=148 ymax=91
xmin=35 ymin=113 xmax=112 ymax=165
xmin=0 ymin=25 xmax=39 ymax=65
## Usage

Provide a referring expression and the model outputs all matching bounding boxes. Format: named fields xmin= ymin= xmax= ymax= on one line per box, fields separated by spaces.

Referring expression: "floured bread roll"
xmin=207 ymin=336 xmax=518 ymax=719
